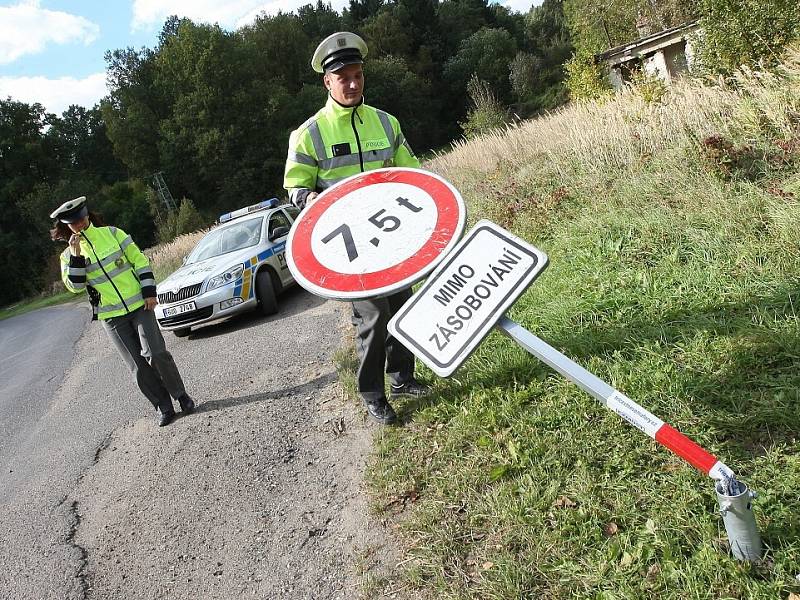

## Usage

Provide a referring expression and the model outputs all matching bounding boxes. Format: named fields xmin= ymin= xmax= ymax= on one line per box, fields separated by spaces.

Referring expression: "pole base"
xmin=716 ymin=479 xmax=762 ymax=562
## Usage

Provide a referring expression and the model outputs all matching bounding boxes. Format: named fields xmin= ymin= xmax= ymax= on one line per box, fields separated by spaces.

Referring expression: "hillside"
xmin=364 ymin=48 xmax=800 ymax=598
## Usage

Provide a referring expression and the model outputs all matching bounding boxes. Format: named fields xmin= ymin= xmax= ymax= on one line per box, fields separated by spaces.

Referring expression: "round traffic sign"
xmin=287 ymin=167 xmax=467 ymax=300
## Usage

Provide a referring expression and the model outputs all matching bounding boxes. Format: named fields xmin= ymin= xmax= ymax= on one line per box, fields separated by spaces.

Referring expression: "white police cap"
xmin=50 ymin=196 xmax=88 ymax=223
xmin=311 ymin=32 xmax=368 ymax=74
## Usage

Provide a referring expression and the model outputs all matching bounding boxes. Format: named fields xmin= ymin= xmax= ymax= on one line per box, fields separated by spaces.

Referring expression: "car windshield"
xmin=186 ymin=217 xmax=263 ymax=264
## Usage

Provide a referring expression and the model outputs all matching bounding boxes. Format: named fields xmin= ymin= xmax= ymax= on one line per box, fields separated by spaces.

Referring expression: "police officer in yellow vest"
xmin=51 ymin=196 xmax=194 ymax=427
xmin=284 ymin=32 xmax=430 ymax=424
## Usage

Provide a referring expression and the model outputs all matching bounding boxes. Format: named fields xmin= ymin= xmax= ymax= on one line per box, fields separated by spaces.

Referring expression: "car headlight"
xmin=207 ymin=264 xmax=244 ymax=291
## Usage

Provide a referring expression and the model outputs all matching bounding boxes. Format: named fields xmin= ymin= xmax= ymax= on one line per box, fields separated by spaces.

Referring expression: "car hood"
xmin=157 ymin=247 xmax=255 ymax=294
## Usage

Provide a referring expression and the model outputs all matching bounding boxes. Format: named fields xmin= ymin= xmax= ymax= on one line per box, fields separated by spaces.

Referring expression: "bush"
xmin=564 ymin=49 xmax=613 ymax=101
xmin=699 ymin=134 xmax=761 ymax=180
xmin=459 ymin=76 xmax=510 ymax=139
xmin=629 ymin=70 xmax=667 ymax=104
xmin=155 ymin=198 xmax=206 ymax=243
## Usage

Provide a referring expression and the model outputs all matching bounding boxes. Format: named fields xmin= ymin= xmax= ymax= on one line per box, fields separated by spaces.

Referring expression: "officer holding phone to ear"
xmin=51 ymin=196 xmax=194 ymax=427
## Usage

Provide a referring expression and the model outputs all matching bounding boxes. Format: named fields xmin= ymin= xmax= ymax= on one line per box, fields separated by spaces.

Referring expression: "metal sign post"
xmin=496 ymin=317 xmax=761 ymax=562
xmin=388 ymin=219 xmax=762 ymax=562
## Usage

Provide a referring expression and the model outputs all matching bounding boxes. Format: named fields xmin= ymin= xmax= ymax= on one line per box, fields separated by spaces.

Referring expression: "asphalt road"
xmin=0 ymin=301 xmax=138 ymax=599
xmin=0 ymin=291 xmax=399 ymax=599
xmin=0 ymin=302 xmax=89 ymax=471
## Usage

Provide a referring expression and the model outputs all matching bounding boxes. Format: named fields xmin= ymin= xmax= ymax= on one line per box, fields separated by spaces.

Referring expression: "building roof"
xmin=596 ymin=19 xmax=700 ymax=66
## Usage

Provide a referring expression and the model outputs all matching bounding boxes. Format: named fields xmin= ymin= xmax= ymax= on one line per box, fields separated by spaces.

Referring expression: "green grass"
xmin=0 ymin=291 xmax=79 ymax=321
xmin=357 ymin=52 xmax=800 ymax=599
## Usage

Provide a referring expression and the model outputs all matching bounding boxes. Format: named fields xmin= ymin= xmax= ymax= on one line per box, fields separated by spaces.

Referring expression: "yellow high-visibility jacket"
xmin=60 ymin=224 xmax=156 ymax=320
xmin=284 ymin=96 xmax=420 ymax=208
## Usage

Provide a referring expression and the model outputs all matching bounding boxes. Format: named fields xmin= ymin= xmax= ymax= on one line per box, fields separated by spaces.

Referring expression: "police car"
xmin=155 ymin=199 xmax=299 ymax=337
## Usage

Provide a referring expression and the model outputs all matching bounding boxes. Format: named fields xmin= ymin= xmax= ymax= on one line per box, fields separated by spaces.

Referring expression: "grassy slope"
xmin=363 ymin=51 xmax=800 ymax=598
xmin=0 ymin=291 xmax=78 ymax=321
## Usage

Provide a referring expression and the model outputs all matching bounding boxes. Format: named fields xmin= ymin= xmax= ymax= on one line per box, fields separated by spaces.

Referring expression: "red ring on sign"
xmin=291 ymin=170 xmax=461 ymax=293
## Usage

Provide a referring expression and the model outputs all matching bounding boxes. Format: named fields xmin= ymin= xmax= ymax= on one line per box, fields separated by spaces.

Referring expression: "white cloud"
xmin=0 ymin=72 xmax=107 ymax=115
xmin=499 ymin=0 xmax=543 ymax=14
xmin=132 ymin=0 xmax=349 ymax=31
xmin=0 ymin=0 xmax=99 ymax=65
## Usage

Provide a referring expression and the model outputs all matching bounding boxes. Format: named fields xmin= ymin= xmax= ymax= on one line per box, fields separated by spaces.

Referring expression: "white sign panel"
xmin=388 ymin=220 xmax=548 ymax=377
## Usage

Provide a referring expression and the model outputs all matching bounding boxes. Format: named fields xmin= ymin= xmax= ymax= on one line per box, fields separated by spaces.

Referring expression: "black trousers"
xmin=351 ymin=288 xmax=415 ymax=402
xmin=103 ymin=307 xmax=186 ymax=413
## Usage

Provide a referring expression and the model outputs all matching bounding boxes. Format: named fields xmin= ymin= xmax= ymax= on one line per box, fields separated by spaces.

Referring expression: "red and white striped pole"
xmin=605 ymin=388 xmax=732 ymax=480
xmin=496 ymin=316 xmax=761 ymax=561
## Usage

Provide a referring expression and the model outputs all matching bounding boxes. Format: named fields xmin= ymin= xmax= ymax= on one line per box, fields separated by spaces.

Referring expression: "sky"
xmin=0 ymin=0 xmax=542 ymax=116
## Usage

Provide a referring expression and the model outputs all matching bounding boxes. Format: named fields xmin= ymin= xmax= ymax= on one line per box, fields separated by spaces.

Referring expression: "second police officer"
xmin=284 ymin=32 xmax=430 ymax=425
xmin=51 ymin=196 xmax=194 ymax=427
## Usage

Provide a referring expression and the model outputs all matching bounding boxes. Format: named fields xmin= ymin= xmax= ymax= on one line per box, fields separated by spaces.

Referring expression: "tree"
xmin=564 ymin=0 xmax=698 ymax=54
xmin=443 ymin=27 xmax=518 ymax=101
xmin=93 ymin=180 xmax=157 ymax=248
xmin=510 ymin=52 xmax=544 ymax=100
xmin=102 ymin=46 xmax=166 ymax=177
xmin=647 ymin=0 xmax=698 ymax=30
xmin=394 ymin=0 xmax=441 ymax=56
xmin=564 ymin=48 xmax=613 ymax=100
xmin=362 ymin=9 xmax=414 ymax=59
xmin=344 ymin=0 xmax=386 ymax=28
xmin=526 ymin=0 xmax=571 ymax=54
xmin=0 ymin=100 xmax=59 ymax=304
xmin=563 ymin=0 xmax=639 ymax=53
xmin=296 ymin=1 xmax=343 ymax=41
xmin=438 ymin=0 xmax=491 ymax=57
xmin=511 ymin=0 xmax=572 ymax=113
xmin=47 ymin=106 xmax=127 ymax=184
xmin=488 ymin=4 xmax=526 ymax=48
xmin=366 ymin=55 xmax=445 ymax=149
xmin=698 ymin=0 xmax=799 ymax=73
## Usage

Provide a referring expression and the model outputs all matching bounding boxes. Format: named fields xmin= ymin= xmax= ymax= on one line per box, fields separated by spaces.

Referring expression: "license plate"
xmin=164 ymin=301 xmax=196 ymax=317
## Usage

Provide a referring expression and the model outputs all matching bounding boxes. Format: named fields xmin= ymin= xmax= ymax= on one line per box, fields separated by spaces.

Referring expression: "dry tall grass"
xmin=427 ymin=47 xmax=800 ymax=183
xmin=146 ymin=229 xmax=208 ymax=280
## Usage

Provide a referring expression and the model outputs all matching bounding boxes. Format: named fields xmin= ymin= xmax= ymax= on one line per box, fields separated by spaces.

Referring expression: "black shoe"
xmin=158 ymin=409 xmax=176 ymax=427
xmin=364 ymin=397 xmax=397 ymax=425
xmin=178 ymin=394 xmax=195 ymax=414
xmin=390 ymin=380 xmax=431 ymax=398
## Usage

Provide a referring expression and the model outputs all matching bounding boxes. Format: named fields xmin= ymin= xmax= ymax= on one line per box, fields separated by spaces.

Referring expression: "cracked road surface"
xmin=0 ymin=289 xmax=399 ymax=599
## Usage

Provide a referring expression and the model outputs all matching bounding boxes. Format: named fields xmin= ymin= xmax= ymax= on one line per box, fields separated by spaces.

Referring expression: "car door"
xmin=267 ymin=211 xmax=293 ymax=285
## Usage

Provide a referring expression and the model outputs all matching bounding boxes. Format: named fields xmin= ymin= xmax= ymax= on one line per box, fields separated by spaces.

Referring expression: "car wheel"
xmin=173 ymin=328 xmax=191 ymax=337
xmin=256 ymin=269 xmax=278 ymax=316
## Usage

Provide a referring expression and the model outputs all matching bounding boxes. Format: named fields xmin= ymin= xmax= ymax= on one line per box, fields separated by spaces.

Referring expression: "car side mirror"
xmin=269 ymin=225 xmax=290 ymax=241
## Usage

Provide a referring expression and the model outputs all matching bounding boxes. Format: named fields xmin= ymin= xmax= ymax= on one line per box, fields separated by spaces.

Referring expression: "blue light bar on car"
xmin=219 ymin=198 xmax=280 ymax=223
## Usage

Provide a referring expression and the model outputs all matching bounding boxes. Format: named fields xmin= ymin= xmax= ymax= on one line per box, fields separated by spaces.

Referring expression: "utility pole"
xmin=151 ymin=172 xmax=177 ymax=212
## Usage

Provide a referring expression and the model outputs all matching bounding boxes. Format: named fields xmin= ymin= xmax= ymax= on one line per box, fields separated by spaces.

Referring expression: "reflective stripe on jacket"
xmin=60 ymin=224 xmax=156 ymax=320
xmin=283 ymin=96 xmax=420 ymax=208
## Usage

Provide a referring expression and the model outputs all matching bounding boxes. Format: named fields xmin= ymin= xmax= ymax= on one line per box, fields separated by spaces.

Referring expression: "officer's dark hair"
xmin=50 ymin=211 xmax=105 ymax=241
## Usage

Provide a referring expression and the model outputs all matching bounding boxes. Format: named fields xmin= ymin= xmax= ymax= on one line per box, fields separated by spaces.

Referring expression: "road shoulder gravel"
xmin=65 ymin=290 xmax=404 ymax=599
